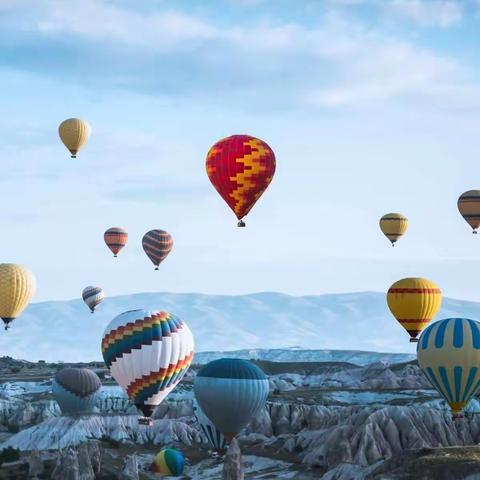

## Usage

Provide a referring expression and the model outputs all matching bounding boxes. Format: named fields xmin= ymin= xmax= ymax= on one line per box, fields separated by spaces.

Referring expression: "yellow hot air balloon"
xmin=379 ymin=213 xmax=408 ymax=246
xmin=58 ymin=118 xmax=91 ymax=158
xmin=387 ymin=278 xmax=441 ymax=342
xmin=0 ymin=264 xmax=36 ymax=330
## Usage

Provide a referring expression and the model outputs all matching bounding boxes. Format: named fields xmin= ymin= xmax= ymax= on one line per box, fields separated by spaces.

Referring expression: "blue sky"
xmin=2 ymin=0 xmax=480 ymax=302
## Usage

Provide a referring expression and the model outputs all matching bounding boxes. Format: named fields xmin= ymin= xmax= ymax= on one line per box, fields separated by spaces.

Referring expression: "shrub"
xmin=0 ymin=446 xmax=20 ymax=463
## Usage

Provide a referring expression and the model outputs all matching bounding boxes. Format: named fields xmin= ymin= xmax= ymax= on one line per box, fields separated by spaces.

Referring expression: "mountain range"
xmin=1 ymin=291 xmax=479 ymax=362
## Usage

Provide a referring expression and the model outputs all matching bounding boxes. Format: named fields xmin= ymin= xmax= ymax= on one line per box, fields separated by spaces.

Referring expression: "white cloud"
xmin=384 ymin=0 xmax=462 ymax=27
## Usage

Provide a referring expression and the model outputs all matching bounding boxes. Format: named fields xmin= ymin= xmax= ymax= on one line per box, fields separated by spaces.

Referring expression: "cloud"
xmin=384 ymin=0 xmax=462 ymax=27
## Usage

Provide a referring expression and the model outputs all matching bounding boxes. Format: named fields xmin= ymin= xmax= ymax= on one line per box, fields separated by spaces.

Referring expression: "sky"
xmin=2 ymin=0 xmax=480 ymax=302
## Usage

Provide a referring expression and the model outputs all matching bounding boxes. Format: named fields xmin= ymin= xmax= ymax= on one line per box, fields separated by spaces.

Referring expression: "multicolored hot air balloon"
xmin=53 ymin=367 xmax=101 ymax=415
xmin=387 ymin=278 xmax=442 ymax=342
xmin=417 ymin=318 xmax=480 ymax=418
xmin=101 ymin=310 xmax=194 ymax=424
xmin=458 ymin=190 xmax=480 ymax=234
xmin=379 ymin=213 xmax=408 ymax=246
xmin=142 ymin=230 xmax=173 ymax=270
xmin=193 ymin=400 xmax=227 ymax=453
xmin=82 ymin=286 xmax=104 ymax=313
xmin=194 ymin=359 xmax=269 ymax=440
xmin=58 ymin=118 xmax=91 ymax=158
xmin=0 ymin=264 xmax=36 ymax=330
xmin=150 ymin=448 xmax=185 ymax=476
xmin=104 ymin=227 xmax=128 ymax=257
xmin=206 ymin=135 xmax=276 ymax=227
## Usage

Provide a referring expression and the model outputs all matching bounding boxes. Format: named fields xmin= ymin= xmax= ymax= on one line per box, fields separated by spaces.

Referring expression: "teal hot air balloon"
xmin=193 ymin=400 xmax=227 ymax=453
xmin=417 ymin=318 xmax=480 ymax=418
xmin=53 ymin=367 xmax=101 ymax=415
xmin=194 ymin=359 xmax=269 ymax=440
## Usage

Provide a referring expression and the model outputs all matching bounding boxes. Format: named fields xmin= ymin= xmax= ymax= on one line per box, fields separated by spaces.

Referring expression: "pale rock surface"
xmin=117 ymin=454 xmax=139 ymax=480
xmin=222 ymin=438 xmax=244 ymax=480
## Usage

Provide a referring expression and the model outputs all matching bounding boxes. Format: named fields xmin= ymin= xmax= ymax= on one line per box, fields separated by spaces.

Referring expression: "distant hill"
xmin=0 ymin=291 xmax=478 ymax=362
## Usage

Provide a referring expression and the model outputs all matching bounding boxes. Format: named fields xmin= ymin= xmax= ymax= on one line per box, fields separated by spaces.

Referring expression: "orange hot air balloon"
xmin=387 ymin=278 xmax=442 ymax=343
xmin=206 ymin=135 xmax=276 ymax=227
xmin=458 ymin=190 xmax=480 ymax=234
xmin=104 ymin=227 xmax=128 ymax=258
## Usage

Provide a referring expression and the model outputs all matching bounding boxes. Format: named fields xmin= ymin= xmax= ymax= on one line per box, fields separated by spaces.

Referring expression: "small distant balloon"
xmin=379 ymin=213 xmax=408 ymax=246
xmin=104 ymin=227 xmax=128 ymax=258
xmin=0 ymin=264 xmax=36 ymax=330
xmin=458 ymin=190 xmax=480 ymax=234
xmin=206 ymin=135 xmax=276 ymax=227
xmin=142 ymin=229 xmax=173 ymax=270
xmin=82 ymin=286 xmax=104 ymax=313
xmin=58 ymin=118 xmax=91 ymax=158
xmin=150 ymin=448 xmax=185 ymax=476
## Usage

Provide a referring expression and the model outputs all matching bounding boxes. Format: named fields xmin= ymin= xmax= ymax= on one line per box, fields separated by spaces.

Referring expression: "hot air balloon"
xmin=101 ymin=310 xmax=194 ymax=425
xmin=417 ymin=318 xmax=480 ymax=418
xmin=458 ymin=190 xmax=480 ymax=234
xmin=142 ymin=230 xmax=173 ymax=270
xmin=206 ymin=135 xmax=276 ymax=227
xmin=194 ymin=359 xmax=269 ymax=440
xmin=150 ymin=448 xmax=185 ymax=476
xmin=387 ymin=278 xmax=442 ymax=342
xmin=53 ymin=367 xmax=101 ymax=415
xmin=82 ymin=286 xmax=104 ymax=313
xmin=104 ymin=227 xmax=128 ymax=257
xmin=58 ymin=118 xmax=91 ymax=158
xmin=379 ymin=213 xmax=408 ymax=246
xmin=193 ymin=400 xmax=227 ymax=453
xmin=0 ymin=264 xmax=36 ymax=330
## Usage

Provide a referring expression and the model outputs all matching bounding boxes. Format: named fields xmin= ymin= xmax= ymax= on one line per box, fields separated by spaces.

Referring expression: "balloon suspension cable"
xmin=237 ymin=219 xmax=246 ymax=228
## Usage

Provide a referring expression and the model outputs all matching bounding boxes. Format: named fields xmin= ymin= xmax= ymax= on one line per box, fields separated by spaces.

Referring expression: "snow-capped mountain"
xmin=1 ymin=291 xmax=479 ymax=362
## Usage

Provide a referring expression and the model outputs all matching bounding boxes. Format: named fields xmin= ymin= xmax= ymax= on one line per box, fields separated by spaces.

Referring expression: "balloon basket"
xmin=138 ymin=417 xmax=153 ymax=426
xmin=237 ymin=220 xmax=246 ymax=227
xmin=409 ymin=338 xmax=419 ymax=343
xmin=474 ymin=231 xmax=478 ymax=235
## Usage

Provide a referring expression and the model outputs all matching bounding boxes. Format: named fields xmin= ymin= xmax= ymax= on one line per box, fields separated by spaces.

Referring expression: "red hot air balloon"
xmin=104 ymin=227 xmax=128 ymax=258
xmin=206 ymin=135 xmax=276 ymax=227
xmin=142 ymin=229 xmax=173 ymax=270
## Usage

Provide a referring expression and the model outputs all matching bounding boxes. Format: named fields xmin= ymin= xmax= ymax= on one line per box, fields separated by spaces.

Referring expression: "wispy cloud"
xmin=384 ymin=0 xmax=462 ymax=27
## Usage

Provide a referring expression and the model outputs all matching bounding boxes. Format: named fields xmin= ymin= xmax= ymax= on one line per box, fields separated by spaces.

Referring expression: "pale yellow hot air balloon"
xmin=58 ymin=118 xmax=91 ymax=158
xmin=379 ymin=213 xmax=408 ymax=246
xmin=0 ymin=264 xmax=36 ymax=330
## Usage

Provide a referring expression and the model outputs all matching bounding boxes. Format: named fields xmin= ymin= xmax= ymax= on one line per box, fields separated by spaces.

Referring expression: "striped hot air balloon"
xmin=458 ymin=190 xmax=480 ymax=234
xmin=417 ymin=318 xmax=480 ymax=418
xmin=142 ymin=229 xmax=173 ymax=270
xmin=206 ymin=135 xmax=276 ymax=227
xmin=379 ymin=213 xmax=408 ymax=246
xmin=104 ymin=227 xmax=128 ymax=257
xmin=387 ymin=278 xmax=442 ymax=342
xmin=194 ymin=359 xmax=269 ymax=440
xmin=193 ymin=400 xmax=227 ymax=453
xmin=150 ymin=448 xmax=185 ymax=476
xmin=53 ymin=367 xmax=101 ymax=415
xmin=101 ymin=310 xmax=194 ymax=424
xmin=0 ymin=264 xmax=36 ymax=330
xmin=58 ymin=118 xmax=91 ymax=158
xmin=82 ymin=286 xmax=104 ymax=313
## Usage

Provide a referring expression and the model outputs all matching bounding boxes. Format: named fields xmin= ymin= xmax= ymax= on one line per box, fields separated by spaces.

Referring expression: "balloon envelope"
xmin=194 ymin=359 xmax=269 ymax=439
xmin=379 ymin=213 xmax=408 ymax=245
xmin=58 ymin=118 xmax=90 ymax=158
xmin=104 ymin=227 xmax=128 ymax=257
xmin=387 ymin=277 xmax=442 ymax=342
xmin=53 ymin=367 xmax=101 ymax=415
xmin=150 ymin=448 xmax=184 ymax=476
xmin=417 ymin=318 xmax=480 ymax=417
xmin=206 ymin=135 xmax=276 ymax=225
xmin=82 ymin=286 xmax=104 ymax=313
xmin=458 ymin=190 xmax=480 ymax=233
xmin=193 ymin=400 xmax=227 ymax=452
xmin=101 ymin=310 xmax=194 ymax=420
xmin=0 ymin=264 xmax=36 ymax=329
xmin=142 ymin=230 xmax=173 ymax=270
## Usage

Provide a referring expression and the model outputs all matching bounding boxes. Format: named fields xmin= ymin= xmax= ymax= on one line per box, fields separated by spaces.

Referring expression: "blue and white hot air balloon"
xmin=53 ymin=367 xmax=101 ymax=415
xmin=193 ymin=400 xmax=227 ymax=453
xmin=194 ymin=359 xmax=269 ymax=439
xmin=417 ymin=318 xmax=480 ymax=418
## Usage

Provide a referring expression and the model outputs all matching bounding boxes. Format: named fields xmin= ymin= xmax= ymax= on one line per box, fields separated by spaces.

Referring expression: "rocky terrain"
xmin=1 ymin=353 xmax=480 ymax=478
